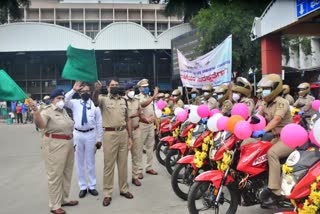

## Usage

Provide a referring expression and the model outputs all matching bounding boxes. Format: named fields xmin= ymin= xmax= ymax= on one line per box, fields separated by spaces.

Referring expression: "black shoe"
xmin=88 ymin=189 xmax=99 ymax=196
xmin=79 ymin=189 xmax=87 ymax=198
xmin=261 ymin=192 xmax=282 ymax=209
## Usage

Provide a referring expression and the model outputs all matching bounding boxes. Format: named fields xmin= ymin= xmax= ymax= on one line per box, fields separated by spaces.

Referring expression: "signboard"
xmin=178 ymin=35 xmax=232 ymax=88
xmin=297 ymin=0 xmax=320 ymax=18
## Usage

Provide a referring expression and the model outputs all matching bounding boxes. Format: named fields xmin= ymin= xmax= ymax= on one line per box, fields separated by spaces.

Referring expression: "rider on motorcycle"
xmin=215 ymin=83 xmax=233 ymax=116
xmin=190 ymin=87 xmax=201 ymax=105
xmin=252 ymin=74 xmax=294 ymax=209
xmin=201 ymin=84 xmax=219 ymax=110
xmin=255 ymin=87 xmax=266 ymax=112
xmin=231 ymin=77 xmax=255 ymax=116
xmin=282 ymin=84 xmax=294 ymax=105
xmin=169 ymin=89 xmax=184 ymax=112
xmin=293 ymin=82 xmax=316 ymax=120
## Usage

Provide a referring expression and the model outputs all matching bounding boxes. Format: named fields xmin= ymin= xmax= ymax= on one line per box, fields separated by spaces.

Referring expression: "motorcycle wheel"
xmin=171 ymin=163 xmax=196 ymax=200
xmin=156 ymin=141 xmax=169 ymax=166
xmin=188 ymin=181 xmax=239 ymax=214
xmin=153 ymin=135 xmax=159 ymax=151
xmin=165 ymin=149 xmax=181 ymax=175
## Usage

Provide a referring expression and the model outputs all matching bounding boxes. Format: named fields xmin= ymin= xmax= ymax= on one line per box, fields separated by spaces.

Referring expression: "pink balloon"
xmin=309 ymin=129 xmax=319 ymax=147
xmin=280 ymin=124 xmax=308 ymax=149
xmin=209 ymin=109 xmax=220 ymax=117
xmin=312 ymin=100 xmax=320 ymax=111
xmin=231 ymin=103 xmax=249 ymax=119
xmin=249 ymin=114 xmax=267 ymax=131
xmin=177 ymin=110 xmax=188 ymax=122
xmin=234 ymin=121 xmax=252 ymax=140
xmin=156 ymin=100 xmax=166 ymax=110
xmin=217 ymin=116 xmax=229 ymax=131
xmin=197 ymin=104 xmax=210 ymax=118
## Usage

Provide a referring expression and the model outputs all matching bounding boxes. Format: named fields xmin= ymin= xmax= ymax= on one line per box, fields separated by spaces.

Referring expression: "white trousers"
xmin=73 ymin=129 xmax=97 ymax=190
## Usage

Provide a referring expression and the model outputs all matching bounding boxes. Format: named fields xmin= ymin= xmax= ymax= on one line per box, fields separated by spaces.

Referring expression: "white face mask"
xmin=203 ymin=92 xmax=209 ymax=96
xmin=128 ymin=91 xmax=135 ymax=99
xmin=232 ymin=93 xmax=240 ymax=102
xmin=55 ymin=100 xmax=65 ymax=109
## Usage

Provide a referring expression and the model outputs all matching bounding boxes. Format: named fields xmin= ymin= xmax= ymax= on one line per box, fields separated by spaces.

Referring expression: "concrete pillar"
xmin=261 ymin=33 xmax=282 ymax=75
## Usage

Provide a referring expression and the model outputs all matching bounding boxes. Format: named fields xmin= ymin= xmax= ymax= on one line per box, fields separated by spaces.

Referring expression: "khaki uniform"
xmin=240 ymin=97 xmax=255 ymax=116
xmin=260 ymin=97 xmax=293 ymax=194
xmin=284 ymin=94 xmax=294 ymax=106
xmin=293 ymin=95 xmax=315 ymax=117
xmin=191 ymin=97 xmax=201 ymax=105
xmin=221 ymin=100 xmax=233 ymax=116
xmin=98 ymin=95 xmax=129 ymax=197
xmin=204 ymin=97 xmax=219 ymax=110
xmin=173 ymin=99 xmax=184 ymax=111
xmin=136 ymin=93 xmax=156 ymax=172
xmin=126 ymin=97 xmax=143 ymax=180
xmin=255 ymin=99 xmax=266 ymax=112
xmin=40 ymin=105 xmax=75 ymax=210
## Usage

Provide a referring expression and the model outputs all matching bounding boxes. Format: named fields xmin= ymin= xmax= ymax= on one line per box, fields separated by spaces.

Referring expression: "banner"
xmin=178 ymin=35 xmax=232 ymax=88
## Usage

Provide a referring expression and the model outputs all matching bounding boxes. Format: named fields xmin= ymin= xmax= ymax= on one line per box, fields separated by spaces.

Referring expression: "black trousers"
xmin=17 ymin=113 xmax=23 ymax=124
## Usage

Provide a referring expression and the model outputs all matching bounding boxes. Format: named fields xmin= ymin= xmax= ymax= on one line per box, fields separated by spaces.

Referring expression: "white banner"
xmin=178 ymin=35 xmax=232 ymax=88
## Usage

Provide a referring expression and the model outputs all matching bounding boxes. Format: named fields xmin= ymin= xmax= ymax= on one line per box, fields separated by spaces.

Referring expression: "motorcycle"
xmin=153 ymin=116 xmax=172 ymax=152
xmin=171 ymin=130 xmax=231 ymax=200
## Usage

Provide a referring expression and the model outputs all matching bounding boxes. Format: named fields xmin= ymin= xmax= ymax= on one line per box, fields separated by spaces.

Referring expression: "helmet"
xmin=157 ymin=93 xmax=165 ymax=99
xmin=164 ymin=93 xmax=170 ymax=99
xmin=171 ymin=89 xmax=181 ymax=96
xmin=282 ymin=85 xmax=290 ymax=95
xmin=297 ymin=82 xmax=310 ymax=97
xmin=215 ymin=84 xmax=229 ymax=103
xmin=256 ymin=88 xmax=263 ymax=94
xmin=232 ymin=77 xmax=252 ymax=97
xmin=257 ymin=74 xmax=283 ymax=103
xmin=190 ymin=87 xmax=200 ymax=94
xmin=202 ymin=84 xmax=213 ymax=99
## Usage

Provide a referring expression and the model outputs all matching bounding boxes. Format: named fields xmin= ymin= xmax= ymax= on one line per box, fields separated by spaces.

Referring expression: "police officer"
xmin=164 ymin=93 xmax=170 ymax=103
xmin=156 ymin=92 xmax=165 ymax=102
xmin=190 ymin=87 xmax=201 ymax=105
xmin=64 ymin=81 xmax=103 ymax=198
xmin=231 ymin=77 xmax=255 ymax=116
xmin=252 ymin=74 xmax=293 ymax=209
xmin=170 ymin=88 xmax=184 ymax=111
xmin=30 ymin=89 xmax=78 ymax=214
xmin=93 ymin=79 xmax=133 ymax=207
xmin=255 ymin=88 xmax=266 ymax=112
xmin=124 ymin=83 xmax=146 ymax=186
xmin=215 ymin=84 xmax=233 ymax=116
xmin=201 ymin=84 xmax=219 ymax=109
xmin=293 ymin=82 xmax=315 ymax=118
xmin=136 ymin=79 xmax=159 ymax=177
xmin=282 ymin=84 xmax=294 ymax=105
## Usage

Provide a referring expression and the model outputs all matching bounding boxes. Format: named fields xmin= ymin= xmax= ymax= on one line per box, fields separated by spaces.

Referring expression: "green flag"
xmin=0 ymin=70 xmax=28 ymax=101
xmin=62 ymin=45 xmax=98 ymax=82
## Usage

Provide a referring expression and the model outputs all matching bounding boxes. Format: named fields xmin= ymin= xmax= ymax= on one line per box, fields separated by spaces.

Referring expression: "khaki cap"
xmin=137 ymin=79 xmax=149 ymax=87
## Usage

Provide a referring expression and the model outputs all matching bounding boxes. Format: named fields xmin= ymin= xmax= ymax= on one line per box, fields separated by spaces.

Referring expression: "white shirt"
xmin=65 ymin=89 xmax=103 ymax=142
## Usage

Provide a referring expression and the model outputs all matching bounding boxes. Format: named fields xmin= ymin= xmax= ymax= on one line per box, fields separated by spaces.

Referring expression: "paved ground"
xmin=0 ymin=123 xmax=278 ymax=214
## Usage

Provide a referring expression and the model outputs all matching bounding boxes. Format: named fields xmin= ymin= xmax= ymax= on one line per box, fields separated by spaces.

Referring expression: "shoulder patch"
xmin=277 ymin=102 xmax=285 ymax=109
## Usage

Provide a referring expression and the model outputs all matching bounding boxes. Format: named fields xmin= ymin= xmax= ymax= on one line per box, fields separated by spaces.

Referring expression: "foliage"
xmin=191 ymin=0 xmax=270 ymax=77
xmin=282 ymin=36 xmax=312 ymax=64
xmin=0 ymin=0 xmax=30 ymax=24
xmin=164 ymin=0 xmax=209 ymax=23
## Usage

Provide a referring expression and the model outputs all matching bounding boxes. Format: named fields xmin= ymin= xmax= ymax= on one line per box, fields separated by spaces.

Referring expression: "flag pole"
xmin=184 ymin=86 xmax=190 ymax=105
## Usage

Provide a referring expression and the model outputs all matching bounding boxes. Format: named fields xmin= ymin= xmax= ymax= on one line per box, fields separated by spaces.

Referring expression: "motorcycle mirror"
xmin=250 ymin=115 xmax=260 ymax=124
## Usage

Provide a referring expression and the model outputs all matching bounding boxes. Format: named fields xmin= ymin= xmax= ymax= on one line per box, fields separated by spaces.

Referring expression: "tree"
xmin=164 ymin=0 xmax=209 ymax=23
xmin=0 ymin=0 xmax=30 ymax=24
xmin=192 ymin=0 xmax=270 ymax=77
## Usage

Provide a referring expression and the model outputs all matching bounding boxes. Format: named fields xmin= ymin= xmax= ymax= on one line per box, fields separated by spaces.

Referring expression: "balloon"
xmin=174 ymin=107 xmax=184 ymax=116
xmin=207 ymin=113 xmax=223 ymax=132
xmin=231 ymin=103 xmax=249 ymax=119
xmin=234 ymin=121 xmax=253 ymax=140
xmin=155 ymin=109 xmax=162 ymax=118
xmin=314 ymin=118 xmax=320 ymax=145
xmin=209 ymin=109 xmax=220 ymax=117
xmin=177 ymin=110 xmax=188 ymax=122
xmin=227 ymin=115 xmax=244 ymax=133
xmin=309 ymin=129 xmax=319 ymax=147
xmin=156 ymin=100 xmax=166 ymax=110
xmin=249 ymin=114 xmax=267 ymax=131
xmin=217 ymin=116 xmax=229 ymax=131
xmin=311 ymin=100 xmax=320 ymax=111
xmin=163 ymin=107 xmax=171 ymax=115
xmin=197 ymin=104 xmax=210 ymax=118
xmin=280 ymin=124 xmax=308 ymax=149
xmin=189 ymin=110 xmax=201 ymax=124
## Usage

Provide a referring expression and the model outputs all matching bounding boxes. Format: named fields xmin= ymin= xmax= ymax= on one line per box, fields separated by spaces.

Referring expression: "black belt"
xmin=75 ymin=128 xmax=94 ymax=133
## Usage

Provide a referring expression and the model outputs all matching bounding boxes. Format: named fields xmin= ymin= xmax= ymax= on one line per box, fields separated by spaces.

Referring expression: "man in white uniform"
xmin=65 ymin=81 xmax=103 ymax=198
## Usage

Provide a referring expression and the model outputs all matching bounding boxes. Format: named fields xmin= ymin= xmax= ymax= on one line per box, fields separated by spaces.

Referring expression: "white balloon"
xmin=174 ymin=107 xmax=184 ymax=116
xmin=189 ymin=110 xmax=201 ymax=124
xmin=207 ymin=113 xmax=223 ymax=132
xmin=314 ymin=118 xmax=320 ymax=144
xmin=155 ymin=109 xmax=162 ymax=118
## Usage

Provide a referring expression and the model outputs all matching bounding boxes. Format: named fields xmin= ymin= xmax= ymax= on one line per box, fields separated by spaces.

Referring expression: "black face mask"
xmin=110 ymin=87 xmax=119 ymax=95
xmin=81 ymin=93 xmax=90 ymax=101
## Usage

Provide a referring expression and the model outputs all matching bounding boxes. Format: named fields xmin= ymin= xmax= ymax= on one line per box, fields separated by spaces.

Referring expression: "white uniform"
xmin=65 ymin=89 xmax=103 ymax=191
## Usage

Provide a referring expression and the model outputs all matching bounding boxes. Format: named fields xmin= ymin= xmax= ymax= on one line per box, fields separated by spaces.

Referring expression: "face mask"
xmin=110 ymin=87 xmax=119 ymax=95
xmin=203 ymin=92 xmax=209 ymax=96
xmin=44 ymin=100 xmax=51 ymax=105
xmin=142 ymin=87 xmax=150 ymax=95
xmin=55 ymin=100 xmax=64 ymax=109
xmin=217 ymin=94 xmax=223 ymax=100
xmin=128 ymin=91 xmax=135 ymax=99
xmin=191 ymin=93 xmax=197 ymax=99
xmin=262 ymin=89 xmax=271 ymax=97
xmin=81 ymin=93 xmax=90 ymax=101
xmin=232 ymin=93 xmax=240 ymax=102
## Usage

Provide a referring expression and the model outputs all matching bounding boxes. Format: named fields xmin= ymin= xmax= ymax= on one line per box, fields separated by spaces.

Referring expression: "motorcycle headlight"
xmin=281 ymin=173 xmax=297 ymax=196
